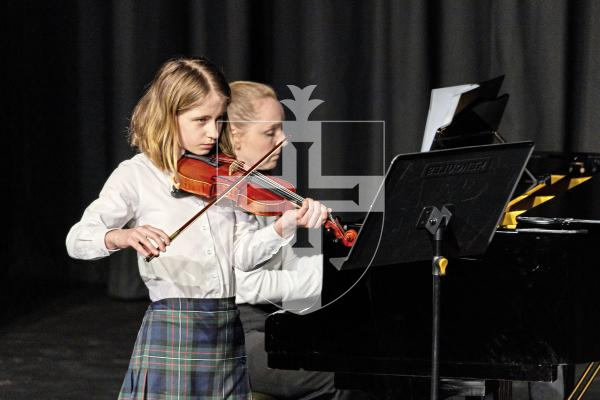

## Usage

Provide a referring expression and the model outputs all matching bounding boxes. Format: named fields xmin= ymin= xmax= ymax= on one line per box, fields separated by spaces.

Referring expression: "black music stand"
xmin=330 ymin=141 xmax=534 ymax=400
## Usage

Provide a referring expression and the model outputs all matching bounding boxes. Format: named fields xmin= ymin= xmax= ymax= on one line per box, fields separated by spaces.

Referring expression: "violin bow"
xmin=145 ymin=139 xmax=287 ymax=262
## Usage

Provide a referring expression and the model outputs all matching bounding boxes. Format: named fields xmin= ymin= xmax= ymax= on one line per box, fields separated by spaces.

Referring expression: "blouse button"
xmin=206 ymin=249 xmax=213 ymax=255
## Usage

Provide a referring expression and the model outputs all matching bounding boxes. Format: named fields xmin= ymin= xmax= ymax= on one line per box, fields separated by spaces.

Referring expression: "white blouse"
xmin=66 ymin=153 xmax=290 ymax=301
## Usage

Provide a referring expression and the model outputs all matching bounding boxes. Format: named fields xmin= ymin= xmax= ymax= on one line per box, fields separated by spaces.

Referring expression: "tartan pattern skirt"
xmin=118 ymin=297 xmax=250 ymax=400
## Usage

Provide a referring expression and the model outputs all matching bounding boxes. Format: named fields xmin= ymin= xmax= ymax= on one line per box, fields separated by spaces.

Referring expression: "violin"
xmin=173 ymin=152 xmax=297 ymax=216
xmin=145 ymin=141 xmax=356 ymax=262
xmin=173 ymin=151 xmax=358 ymax=248
xmin=145 ymin=142 xmax=284 ymax=262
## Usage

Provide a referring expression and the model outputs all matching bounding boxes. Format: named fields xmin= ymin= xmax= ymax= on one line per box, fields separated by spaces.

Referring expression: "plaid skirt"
xmin=118 ymin=297 xmax=250 ymax=400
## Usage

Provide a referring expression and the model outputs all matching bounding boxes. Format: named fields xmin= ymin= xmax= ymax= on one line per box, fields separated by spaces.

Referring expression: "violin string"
xmin=231 ymin=161 xmax=305 ymax=204
xmin=246 ymin=171 xmax=344 ymax=233
xmin=248 ymin=171 xmax=305 ymax=204
xmin=239 ymin=166 xmax=301 ymax=200
xmin=231 ymin=160 xmax=344 ymax=233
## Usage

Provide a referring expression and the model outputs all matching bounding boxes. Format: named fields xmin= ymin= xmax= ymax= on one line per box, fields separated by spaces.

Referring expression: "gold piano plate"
xmin=500 ymin=174 xmax=592 ymax=229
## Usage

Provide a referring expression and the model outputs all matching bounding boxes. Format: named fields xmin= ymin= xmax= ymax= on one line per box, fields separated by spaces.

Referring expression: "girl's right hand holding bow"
xmin=105 ymin=225 xmax=171 ymax=258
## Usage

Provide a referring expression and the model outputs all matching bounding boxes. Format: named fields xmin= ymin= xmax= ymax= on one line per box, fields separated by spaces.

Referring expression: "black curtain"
xmin=5 ymin=0 xmax=600 ymax=312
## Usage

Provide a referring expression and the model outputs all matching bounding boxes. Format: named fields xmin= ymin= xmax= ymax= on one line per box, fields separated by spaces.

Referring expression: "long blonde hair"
xmin=129 ymin=57 xmax=230 ymax=173
xmin=220 ymin=81 xmax=278 ymax=158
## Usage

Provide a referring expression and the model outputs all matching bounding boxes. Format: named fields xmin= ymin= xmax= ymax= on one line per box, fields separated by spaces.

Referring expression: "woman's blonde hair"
xmin=220 ymin=81 xmax=278 ymax=158
xmin=129 ymin=57 xmax=230 ymax=173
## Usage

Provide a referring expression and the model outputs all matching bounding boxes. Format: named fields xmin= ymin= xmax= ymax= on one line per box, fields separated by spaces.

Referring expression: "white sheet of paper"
xmin=420 ymin=83 xmax=480 ymax=152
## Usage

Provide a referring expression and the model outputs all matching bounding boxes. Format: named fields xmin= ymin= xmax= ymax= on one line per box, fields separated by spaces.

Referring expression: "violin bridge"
xmin=229 ymin=161 xmax=245 ymax=175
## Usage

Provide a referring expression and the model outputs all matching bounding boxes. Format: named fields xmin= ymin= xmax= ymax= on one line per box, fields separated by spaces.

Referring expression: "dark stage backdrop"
xmin=5 ymin=0 xmax=600 ymax=314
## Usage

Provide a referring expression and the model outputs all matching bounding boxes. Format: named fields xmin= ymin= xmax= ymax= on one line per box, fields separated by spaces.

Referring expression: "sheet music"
xmin=420 ymin=83 xmax=479 ymax=152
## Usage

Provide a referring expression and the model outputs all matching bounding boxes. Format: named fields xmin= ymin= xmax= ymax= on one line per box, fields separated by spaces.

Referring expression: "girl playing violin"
xmin=221 ymin=81 xmax=371 ymax=400
xmin=65 ymin=58 xmax=327 ymax=399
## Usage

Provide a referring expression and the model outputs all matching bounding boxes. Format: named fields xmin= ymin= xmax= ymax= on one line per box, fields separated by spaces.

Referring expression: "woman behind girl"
xmin=222 ymin=81 xmax=372 ymax=400
xmin=66 ymin=57 xmax=327 ymax=399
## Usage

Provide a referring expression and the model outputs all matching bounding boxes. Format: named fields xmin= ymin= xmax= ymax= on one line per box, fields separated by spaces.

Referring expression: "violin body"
xmin=174 ymin=153 xmax=298 ymax=216
xmin=174 ymin=154 xmax=232 ymax=198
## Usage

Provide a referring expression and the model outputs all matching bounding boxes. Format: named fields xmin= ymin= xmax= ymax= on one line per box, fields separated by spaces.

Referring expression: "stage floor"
xmin=0 ymin=284 xmax=598 ymax=400
xmin=0 ymin=285 xmax=145 ymax=400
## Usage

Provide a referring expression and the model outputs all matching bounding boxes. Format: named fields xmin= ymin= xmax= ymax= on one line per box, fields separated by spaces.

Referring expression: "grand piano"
xmin=265 ymin=150 xmax=600 ymax=399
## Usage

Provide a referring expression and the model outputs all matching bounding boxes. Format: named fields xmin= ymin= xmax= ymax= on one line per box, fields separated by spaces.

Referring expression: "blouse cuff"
xmin=267 ymin=223 xmax=294 ymax=247
xmin=251 ymin=224 xmax=294 ymax=263
xmin=95 ymin=228 xmax=120 ymax=255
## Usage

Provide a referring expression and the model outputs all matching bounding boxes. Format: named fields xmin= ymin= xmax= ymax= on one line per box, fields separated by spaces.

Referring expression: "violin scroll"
xmin=324 ymin=217 xmax=358 ymax=247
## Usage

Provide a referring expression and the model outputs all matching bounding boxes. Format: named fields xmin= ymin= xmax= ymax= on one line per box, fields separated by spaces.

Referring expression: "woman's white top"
xmin=66 ymin=153 xmax=290 ymax=301
xmin=235 ymin=215 xmax=323 ymax=313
